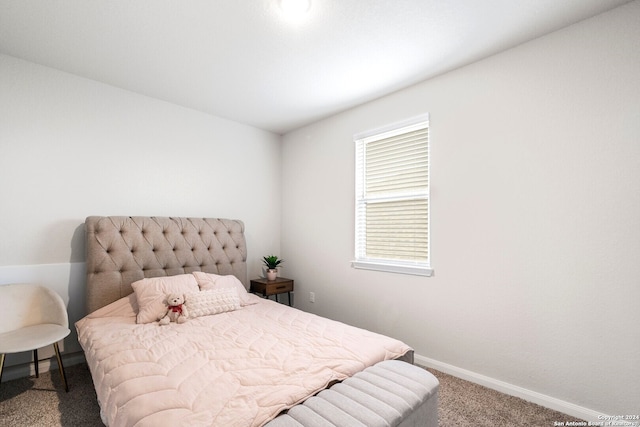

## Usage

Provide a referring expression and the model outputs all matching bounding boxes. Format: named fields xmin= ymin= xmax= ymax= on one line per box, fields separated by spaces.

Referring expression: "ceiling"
xmin=0 ymin=0 xmax=631 ymax=134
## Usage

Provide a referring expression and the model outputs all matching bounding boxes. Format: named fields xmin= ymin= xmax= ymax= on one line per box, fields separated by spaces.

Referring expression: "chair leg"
xmin=53 ymin=342 xmax=69 ymax=392
xmin=33 ymin=348 xmax=39 ymax=378
xmin=0 ymin=353 xmax=5 ymax=384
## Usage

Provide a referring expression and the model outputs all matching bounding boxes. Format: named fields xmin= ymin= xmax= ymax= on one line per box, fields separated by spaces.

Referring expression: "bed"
xmin=76 ymin=216 xmax=414 ymax=427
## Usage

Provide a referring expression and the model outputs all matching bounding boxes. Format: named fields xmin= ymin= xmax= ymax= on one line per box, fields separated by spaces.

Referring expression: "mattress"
xmin=76 ymin=293 xmax=411 ymax=427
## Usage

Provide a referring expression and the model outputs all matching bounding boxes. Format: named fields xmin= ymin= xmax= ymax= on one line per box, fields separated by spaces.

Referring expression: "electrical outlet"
xmin=309 ymin=292 xmax=315 ymax=303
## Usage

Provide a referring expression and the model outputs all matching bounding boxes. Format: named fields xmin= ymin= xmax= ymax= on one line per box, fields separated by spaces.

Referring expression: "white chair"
xmin=0 ymin=283 xmax=71 ymax=392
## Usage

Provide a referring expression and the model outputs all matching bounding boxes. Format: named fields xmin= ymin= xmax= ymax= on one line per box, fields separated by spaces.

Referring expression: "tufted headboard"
xmin=84 ymin=216 xmax=248 ymax=314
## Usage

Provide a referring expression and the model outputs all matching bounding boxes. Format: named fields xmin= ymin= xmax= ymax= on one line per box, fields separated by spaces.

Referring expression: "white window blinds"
xmin=353 ymin=114 xmax=432 ymax=276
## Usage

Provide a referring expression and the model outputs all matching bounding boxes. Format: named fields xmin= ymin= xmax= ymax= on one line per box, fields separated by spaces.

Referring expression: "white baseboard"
xmin=1 ymin=352 xmax=86 ymax=383
xmin=414 ymin=354 xmax=608 ymax=423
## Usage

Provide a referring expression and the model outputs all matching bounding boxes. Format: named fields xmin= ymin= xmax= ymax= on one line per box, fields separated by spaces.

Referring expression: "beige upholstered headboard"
xmin=84 ymin=216 xmax=248 ymax=314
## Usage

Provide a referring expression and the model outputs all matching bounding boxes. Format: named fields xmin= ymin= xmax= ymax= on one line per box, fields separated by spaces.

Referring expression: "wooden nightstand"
xmin=250 ymin=277 xmax=294 ymax=306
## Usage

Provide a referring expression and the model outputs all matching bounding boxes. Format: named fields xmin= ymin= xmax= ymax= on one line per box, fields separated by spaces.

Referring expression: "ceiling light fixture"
xmin=279 ymin=0 xmax=311 ymax=21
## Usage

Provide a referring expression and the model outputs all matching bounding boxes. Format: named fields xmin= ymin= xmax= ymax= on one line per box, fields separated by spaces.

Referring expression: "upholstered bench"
xmin=265 ymin=360 xmax=439 ymax=427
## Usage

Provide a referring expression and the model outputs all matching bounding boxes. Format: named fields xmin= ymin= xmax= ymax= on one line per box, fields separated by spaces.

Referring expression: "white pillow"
xmin=86 ymin=293 xmax=138 ymax=320
xmin=131 ymin=274 xmax=200 ymax=324
xmin=192 ymin=272 xmax=256 ymax=306
xmin=184 ymin=288 xmax=241 ymax=318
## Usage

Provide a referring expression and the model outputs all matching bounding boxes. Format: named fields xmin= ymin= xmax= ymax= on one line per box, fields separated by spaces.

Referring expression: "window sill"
xmin=351 ymin=260 xmax=433 ymax=277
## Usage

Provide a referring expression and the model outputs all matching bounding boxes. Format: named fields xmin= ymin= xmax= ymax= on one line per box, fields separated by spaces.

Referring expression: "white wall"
xmin=282 ymin=1 xmax=640 ymax=418
xmin=0 ymin=54 xmax=282 ymax=370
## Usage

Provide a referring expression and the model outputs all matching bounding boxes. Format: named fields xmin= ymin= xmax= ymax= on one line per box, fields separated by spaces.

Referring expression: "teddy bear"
xmin=159 ymin=293 xmax=189 ymax=325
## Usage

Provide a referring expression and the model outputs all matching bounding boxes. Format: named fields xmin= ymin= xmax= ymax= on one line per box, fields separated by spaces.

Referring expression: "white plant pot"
xmin=266 ymin=269 xmax=278 ymax=281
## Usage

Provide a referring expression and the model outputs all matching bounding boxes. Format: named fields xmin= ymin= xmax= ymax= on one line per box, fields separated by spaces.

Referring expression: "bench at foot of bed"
xmin=265 ymin=360 xmax=439 ymax=427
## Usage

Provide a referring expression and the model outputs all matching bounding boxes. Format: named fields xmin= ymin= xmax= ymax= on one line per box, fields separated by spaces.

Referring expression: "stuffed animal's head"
xmin=165 ymin=293 xmax=185 ymax=307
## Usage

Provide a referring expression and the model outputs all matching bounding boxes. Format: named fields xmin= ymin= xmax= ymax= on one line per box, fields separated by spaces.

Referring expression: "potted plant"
xmin=262 ymin=255 xmax=284 ymax=281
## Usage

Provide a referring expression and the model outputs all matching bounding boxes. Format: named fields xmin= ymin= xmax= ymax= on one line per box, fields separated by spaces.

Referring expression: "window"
xmin=352 ymin=114 xmax=432 ymax=276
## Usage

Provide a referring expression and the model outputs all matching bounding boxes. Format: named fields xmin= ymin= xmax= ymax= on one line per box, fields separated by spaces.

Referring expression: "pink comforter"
xmin=76 ymin=294 xmax=411 ymax=427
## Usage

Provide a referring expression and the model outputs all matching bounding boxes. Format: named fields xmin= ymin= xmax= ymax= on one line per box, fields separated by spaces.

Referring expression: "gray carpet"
xmin=0 ymin=363 xmax=102 ymax=426
xmin=421 ymin=367 xmax=582 ymax=426
xmin=0 ymin=362 xmax=584 ymax=426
